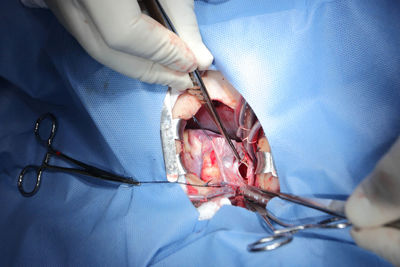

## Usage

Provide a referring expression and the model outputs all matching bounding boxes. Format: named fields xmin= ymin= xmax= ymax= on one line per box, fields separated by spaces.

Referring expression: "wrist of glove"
xmin=346 ymin=137 xmax=400 ymax=266
xmin=21 ymin=0 xmax=213 ymax=91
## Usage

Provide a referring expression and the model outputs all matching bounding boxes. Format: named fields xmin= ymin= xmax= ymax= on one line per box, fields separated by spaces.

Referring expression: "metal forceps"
xmin=147 ymin=0 xmax=241 ymax=161
xmin=18 ymin=113 xmax=139 ymax=197
xmin=245 ymin=201 xmax=293 ymax=251
xmin=245 ymin=186 xmax=400 ymax=251
xmin=244 ymin=186 xmax=352 ymax=252
xmin=248 ymin=213 xmax=350 ymax=252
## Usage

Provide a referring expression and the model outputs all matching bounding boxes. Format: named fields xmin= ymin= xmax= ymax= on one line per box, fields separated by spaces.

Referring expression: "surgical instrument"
xmin=18 ymin=113 xmax=139 ymax=197
xmin=147 ymin=0 xmax=241 ymax=161
xmin=251 ymin=186 xmax=400 ymax=228
xmin=242 ymin=186 xmax=349 ymax=251
xmin=242 ymin=185 xmax=347 ymax=218
xmin=245 ymin=200 xmax=293 ymax=251
xmin=248 ymin=216 xmax=350 ymax=252
xmin=243 ymin=185 xmax=400 ymax=251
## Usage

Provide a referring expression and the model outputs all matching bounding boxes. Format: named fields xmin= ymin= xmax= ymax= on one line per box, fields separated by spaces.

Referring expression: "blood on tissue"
xmin=187 ymin=184 xmax=198 ymax=195
xmin=200 ymin=150 xmax=221 ymax=183
xmin=230 ymin=190 xmax=246 ymax=208
xmin=210 ymin=150 xmax=217 ymax=165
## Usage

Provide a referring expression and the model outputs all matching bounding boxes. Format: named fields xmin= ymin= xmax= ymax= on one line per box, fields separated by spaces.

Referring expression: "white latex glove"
xmin=21 ymin=0 xmax=213 ymax=90
xmin=346 ymin=137 xmax=400 ymax=266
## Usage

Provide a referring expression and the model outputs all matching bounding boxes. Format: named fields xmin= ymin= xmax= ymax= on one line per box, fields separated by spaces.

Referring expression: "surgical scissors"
xmin=18 ymin=113 xmax=139 ymax=197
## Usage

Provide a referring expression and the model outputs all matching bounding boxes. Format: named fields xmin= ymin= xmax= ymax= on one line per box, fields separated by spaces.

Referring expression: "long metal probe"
xmin=193 ymin=71 xmax=241 ymax=161
xmin=152 ymin=0 xmax=241 ymax=161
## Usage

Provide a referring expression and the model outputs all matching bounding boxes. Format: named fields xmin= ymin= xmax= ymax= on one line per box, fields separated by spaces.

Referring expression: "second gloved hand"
xmin=346 ymin=137 xmax=400 ymax=266
xmin=23 ymin=0 xmax=214 ymax=90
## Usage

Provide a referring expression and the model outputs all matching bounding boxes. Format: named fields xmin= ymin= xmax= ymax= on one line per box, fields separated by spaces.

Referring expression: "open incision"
xmin=171 ymin=70 xmax=280 ymax=219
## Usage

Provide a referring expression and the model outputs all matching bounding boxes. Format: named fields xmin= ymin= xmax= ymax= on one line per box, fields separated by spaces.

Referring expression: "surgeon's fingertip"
xmin=350 ymin=227 xmax=362 ymax=241
xmin=197 ymin=47 xmax=214 ymax=70
xmin=349 ymin=227 xmax=369 ymax=251
xmin=168 ymin=51 xmax=197 ymax=73
xmin=144 ymin=63 xmax=192 ymax=91
xmin=170 ymin=42 xmax=212 ymax=72
xmin=345 ymin=185 xmax=372 ymax=227
xmin=169 ymin=73 xmax=193 ymax=91
xmin=187 ymin=61 xmax=197 ymax=73
xmin=350 ymin=227 xmax=400 ymax=266
xmin=192 ymin=44 xmax=213 ymax=70
xmin=182 ymin=41 xmax=213 ymax=71
xmin=350 ymin=227 xmax=379 ymax=252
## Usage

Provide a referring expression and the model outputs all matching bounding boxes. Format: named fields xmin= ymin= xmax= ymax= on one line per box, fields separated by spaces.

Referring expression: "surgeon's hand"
xmin=346 ymin=137 xmax=400 ymax=266
xmin=22 ymin=0 xmax=213 ymax=90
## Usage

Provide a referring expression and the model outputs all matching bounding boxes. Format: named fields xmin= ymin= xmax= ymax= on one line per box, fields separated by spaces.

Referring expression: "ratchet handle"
xmin=385 ymin=219 xmax=400 ymax=229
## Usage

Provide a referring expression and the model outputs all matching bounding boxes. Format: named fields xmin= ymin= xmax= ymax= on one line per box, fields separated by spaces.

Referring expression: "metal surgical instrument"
xmin=245 ymin=201 xmax=293 ymax=251
xmin=148 ymin=0 xmax=241 ymax=161
xmin=244 ymin=185 xmax=400 ymax=251
xmin=248 ymin=216 xmax=350 ymax=252
xmin=18 ymin=113 xmax=139 ymax=197
xmin=248 ymin=185 xmax=348 ymax=218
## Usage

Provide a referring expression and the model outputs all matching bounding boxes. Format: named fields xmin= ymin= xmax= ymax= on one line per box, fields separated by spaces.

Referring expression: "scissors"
xmin=243 ymin=185 xmax=400 ymax=251
xmin=18 ymin=113 xmax=140 ymax=197
xmin=148 ymin=0 xmax=241 ymax=161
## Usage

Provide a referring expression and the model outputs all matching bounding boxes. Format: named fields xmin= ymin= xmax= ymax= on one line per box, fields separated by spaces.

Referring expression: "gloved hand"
xmin=346 ymin=137 xmax=400 ymax=266
xmin=21 ymin=0 xmax=213 ymax=90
